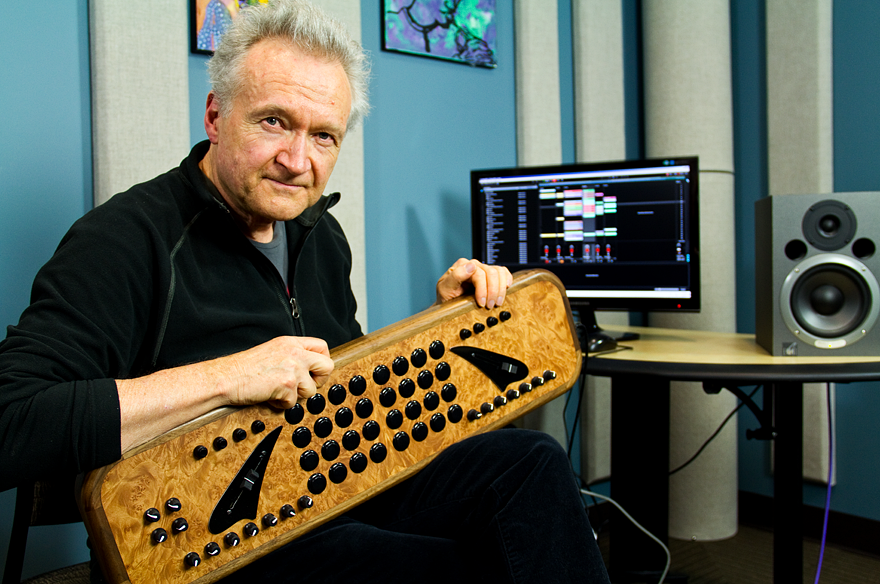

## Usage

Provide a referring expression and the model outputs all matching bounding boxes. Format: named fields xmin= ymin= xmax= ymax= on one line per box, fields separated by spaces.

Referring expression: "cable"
xmin=668 ymin=386 xmax=760 ymax=476
xmin=581 ymin=488 xmax=671 ymax=584
xmin=814 ymin=384 xmax=834 ymax=583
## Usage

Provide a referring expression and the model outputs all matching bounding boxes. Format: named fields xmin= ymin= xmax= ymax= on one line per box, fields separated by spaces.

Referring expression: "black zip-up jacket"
xmin=0 ymin=141 xmax=362 ymax=491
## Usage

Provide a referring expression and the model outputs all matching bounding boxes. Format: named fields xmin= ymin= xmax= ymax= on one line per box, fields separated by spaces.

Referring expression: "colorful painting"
xmin=191 ymin=0 xmax=269 ymax=55
xmin=382 ymin=0 xmax=497 ymax=68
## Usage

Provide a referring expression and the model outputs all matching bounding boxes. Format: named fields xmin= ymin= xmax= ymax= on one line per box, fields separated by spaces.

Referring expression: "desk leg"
xmin=610 ymin=374 xmax=670 ymax=581
xmin=771 ymin=382 xmax=803 ymax=583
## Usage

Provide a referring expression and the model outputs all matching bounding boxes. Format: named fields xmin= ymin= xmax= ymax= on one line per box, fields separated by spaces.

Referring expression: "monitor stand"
xmin=578 ymin=307 xmax=641 ymax=343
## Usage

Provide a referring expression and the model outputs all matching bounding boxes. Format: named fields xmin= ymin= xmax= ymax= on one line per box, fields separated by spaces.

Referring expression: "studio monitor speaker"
xmin=756 ymin=192 xmax=880 ymax=356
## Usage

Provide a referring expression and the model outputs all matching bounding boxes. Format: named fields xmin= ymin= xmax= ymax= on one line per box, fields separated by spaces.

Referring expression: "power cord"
xmin=580 ymin=488 xmax=671 ymax=584
xmin=814 ymin=384 xmax=834 ymax=584
xmin=668 ymin=386 xmax=760 ymax=476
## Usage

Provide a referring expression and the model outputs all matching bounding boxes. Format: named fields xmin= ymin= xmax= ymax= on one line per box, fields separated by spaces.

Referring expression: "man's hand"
xmin=436 ymin=258 xmax=513 ymax=309
xmin=117 ymin=336 xmax=334 ymax=452
xmin=225 ymin=336 xmax=334 ymax=409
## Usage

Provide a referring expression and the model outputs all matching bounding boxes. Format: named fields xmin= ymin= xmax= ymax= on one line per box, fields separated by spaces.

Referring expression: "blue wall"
xmin=0 ymin=1 xmax=93 ymax=578
xmin=3 ymin=0 xmax=880 ymax=579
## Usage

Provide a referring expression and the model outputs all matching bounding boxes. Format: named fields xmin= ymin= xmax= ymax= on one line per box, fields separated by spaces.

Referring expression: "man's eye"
xmin=265 ymin=117 xmax=279 ymax=126
xmin=317 ymin=132 xmax=333 ymax=142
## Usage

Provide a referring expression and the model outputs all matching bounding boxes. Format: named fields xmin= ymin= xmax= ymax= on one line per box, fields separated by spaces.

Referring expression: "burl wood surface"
xmin=81 ymin=270 xmax=580 ymax=584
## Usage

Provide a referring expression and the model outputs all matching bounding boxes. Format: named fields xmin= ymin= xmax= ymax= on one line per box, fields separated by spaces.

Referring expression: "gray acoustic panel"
xmin=756 ymin=192 xmax=880 ymax=356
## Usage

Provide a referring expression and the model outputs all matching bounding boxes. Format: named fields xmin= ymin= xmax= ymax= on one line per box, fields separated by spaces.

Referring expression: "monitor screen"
xmin=470 ymin=157 xmax=700 ymax=314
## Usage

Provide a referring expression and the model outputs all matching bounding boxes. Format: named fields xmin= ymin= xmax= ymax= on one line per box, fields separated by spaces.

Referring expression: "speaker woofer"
xmin=780 ymin=254 xmax=880 ymax=348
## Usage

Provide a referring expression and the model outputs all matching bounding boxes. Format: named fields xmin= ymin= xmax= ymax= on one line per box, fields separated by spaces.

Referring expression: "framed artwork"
xmin=382 ymin=0 xmax=497 ymax=68
xmin=191 ymin=0 xmax=269 ymax=55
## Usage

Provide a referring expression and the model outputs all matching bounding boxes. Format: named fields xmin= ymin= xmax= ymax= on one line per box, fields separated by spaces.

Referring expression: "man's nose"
xmin=276 ymin=133 xmax=310 ymax=174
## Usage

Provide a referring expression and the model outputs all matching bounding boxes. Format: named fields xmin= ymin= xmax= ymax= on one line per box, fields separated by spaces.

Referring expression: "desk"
xmin=585 ymin=325 xmax=880 ymax=583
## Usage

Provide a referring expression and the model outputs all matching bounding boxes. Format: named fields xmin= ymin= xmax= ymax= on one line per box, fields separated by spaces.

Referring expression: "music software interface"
xmin=477 ymin=163 xmax=696 ymax=300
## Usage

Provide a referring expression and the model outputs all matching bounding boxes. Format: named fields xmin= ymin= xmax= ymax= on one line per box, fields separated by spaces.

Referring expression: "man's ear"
xmin=204 ymin=92 xmax=222 ymax=144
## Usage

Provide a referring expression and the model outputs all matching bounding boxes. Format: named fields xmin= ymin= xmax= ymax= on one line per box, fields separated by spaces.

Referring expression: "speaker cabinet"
xmin=756 ymin=192 xmax=880 ymax=356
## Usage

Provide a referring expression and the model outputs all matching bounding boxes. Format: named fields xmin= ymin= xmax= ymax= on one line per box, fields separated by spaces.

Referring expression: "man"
xmin=0 ymin=1 xmax=610 ymax=582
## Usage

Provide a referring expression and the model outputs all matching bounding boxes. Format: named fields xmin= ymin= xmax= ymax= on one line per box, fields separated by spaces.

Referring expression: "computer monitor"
xmin=470 ymin=157 xmax=700 ymax=338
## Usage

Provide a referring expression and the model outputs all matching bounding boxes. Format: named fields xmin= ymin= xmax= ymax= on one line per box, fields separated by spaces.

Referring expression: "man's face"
xmin=203 ymin=38 xmax=351 ymax=237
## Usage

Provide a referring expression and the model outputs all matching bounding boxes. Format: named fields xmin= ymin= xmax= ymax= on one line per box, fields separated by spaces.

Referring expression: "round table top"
xmin=585 ymin=325 xmax=880 ymax=384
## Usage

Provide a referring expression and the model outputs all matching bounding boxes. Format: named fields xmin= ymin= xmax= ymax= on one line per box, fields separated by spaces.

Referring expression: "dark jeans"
xmin=227 ymin=428 xmax=611 ymax=583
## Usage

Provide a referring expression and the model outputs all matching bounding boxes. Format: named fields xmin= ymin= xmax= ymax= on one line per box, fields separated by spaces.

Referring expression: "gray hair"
xmin=207 ymin=0 xmax=371 ymax=131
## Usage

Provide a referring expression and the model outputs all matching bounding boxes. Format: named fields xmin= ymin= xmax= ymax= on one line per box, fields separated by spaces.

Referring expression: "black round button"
xmin=307 ymin=393 xmax=327 ymax=415
xmin=412 ymin=422 xmax=428 ymax=442
xmin=262 ymin=513 xmax=278 ymax=528
xmin=543 ymin=370 xmax=557 ymax=381
xmin=205 ymin=542 xmax=221 ymax=557
xmin=519 ymin=382 xmax=533 ymax=393
xmin=487 ymin=316 xmax=499 ymax=327
xmin=429 ymin=340 xmax=445 ymax=359
xmin=430 ymin=413 xmax=447 ymax=432
xmin=494 ymin=395 xmax=508 ymax=408
xmin=405 ymin=400 xmax=422 ymax=420
xmin=335 ymin=407 xmax=353 ymax=428
xmin=212 ymin=437 xmax=227 ymax=451
xmin=285 ymin=403 xmax=305 ymax=425
xmin=193 ymin=445 xmax=208 ymax=460
xmin=506 ymin=389 xmax=521 ymax=401
xmin=300 ymin=450 xmax=319 ymax=471
xmin=251 ymin=420 xmax=265 ymax=434
xmin=363 ymin=420 xmax=380 ymax=441
xmin=298 ymin=495 xmax=314 ymax=509
xmin=321 ymin=440 xmax=340 ymax=461
xmin=308 ymin=473 xmax=327 ymax=495
xmin=411 ymin=348 xmax=427 ymax=368
xmin=243 ymin=522 xmax=259 ymax=537
xmin=314 ymin=417 xmax=333 ymax=438
xmin=349 ymin=375 xmax=367 ymax=396
xmin=224 ymin=532 xmax=240 ymax=547
xmin=370 ymin=442 xmax=388 ymax=463
xmin=172 ymin=517 xmax=189 ymax=533
xmin=165 ymin=498 xmax=182 ymax=513
xmin=184 ymin=552 xmax=201 ymax=567
xmin=448 ymin=404 xmax=463 ymax=423
xmin=232 ymin=428 xmax=247 ymax=442
xmin=460 ymin=328 xmax=472 ymax=340
xmin=328 ymin=383 xmax=347 ymax=405
xmin=480 ymin=402 xmax=494 ymax=415
xmin=342 ymin=430 xmax=361 ymax=451
xmin=435 ymin=362 xmax=451 ymax=381
xmin=531 ymin=376 xmax=545 ymax=387
xmin=398 ymin=378 xmax=416 ymax=398
xmin=473 ymin=322 xmax=486 ymax=333
xmin=417 ymin=370 xmax=434 ymax=389
xmin=379 ymin=387 xmax=397 ymax=408
xmin=392 ymin=356 xmax=409 ymax=376
xmin=441 ymin=383 xmax=457 ymax=402
xmin=292 ymin=427 xmax=312 ymax=448
xmin=468 ymin=409 xmax=482 ymax=421
xmin=393 ymin=431 xmax=410 ymax=451
xmin=386 ymin=409 xmax=403 ymax=429
xmin=350 ymin=452 xmax=368 ymax=473
xmin=151 ymin=528 xmax=168 ymax=544
xmin=144 ymin=508 xmax=161 ymax=523
xmin=500 ymin=310 xmax=512 ymax=321
xmin=423 ymin=391 xmax=440 ymax=411
xmin=280 ymin=504 xmax=296 ymax=518
xmin=356 ymin=398 xmax=374 ymax=419
xmin=373 ymin=364 xmax=391 ymax=386
xmin=328 ymin=462 xmax=348 ymax=484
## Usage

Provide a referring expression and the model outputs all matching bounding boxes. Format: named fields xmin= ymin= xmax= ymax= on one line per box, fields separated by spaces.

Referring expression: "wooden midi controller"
xmin=80 ymin=269 xmax=582 ymax=584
